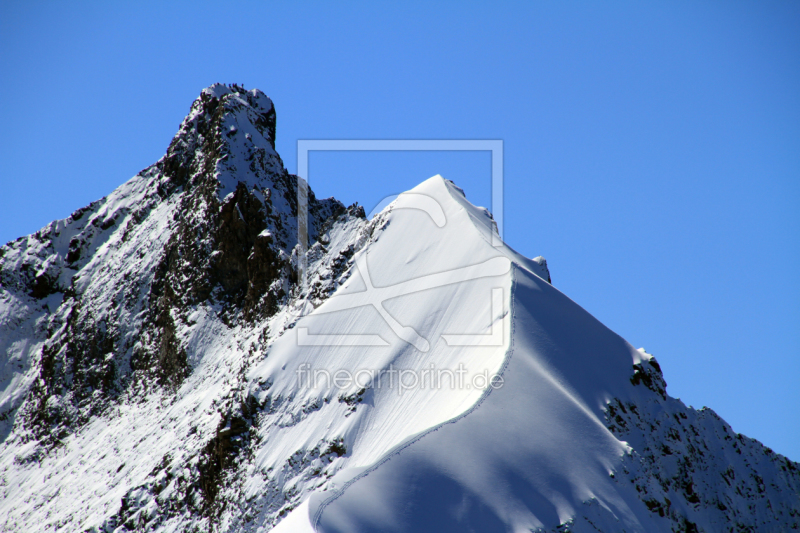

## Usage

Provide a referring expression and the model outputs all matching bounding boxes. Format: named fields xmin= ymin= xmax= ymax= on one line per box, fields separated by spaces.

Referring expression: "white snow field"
xmin=0 ymin=84 xmax=797 ymax=532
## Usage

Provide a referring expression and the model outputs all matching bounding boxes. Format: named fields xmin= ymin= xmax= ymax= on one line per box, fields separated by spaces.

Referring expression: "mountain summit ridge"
xmin=0 ymin=85 xmax=798 ymax=532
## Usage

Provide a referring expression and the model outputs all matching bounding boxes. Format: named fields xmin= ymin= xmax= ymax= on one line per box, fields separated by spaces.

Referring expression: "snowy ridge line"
xmin=310 ymin=266 xmax=520 ymax=530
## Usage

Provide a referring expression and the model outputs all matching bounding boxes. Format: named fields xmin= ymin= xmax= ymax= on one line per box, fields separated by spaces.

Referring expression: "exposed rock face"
xmin=0 ymin=85 xmax=797 ymax=533
xmin=604 ymin=352 xmax=800 ymax=532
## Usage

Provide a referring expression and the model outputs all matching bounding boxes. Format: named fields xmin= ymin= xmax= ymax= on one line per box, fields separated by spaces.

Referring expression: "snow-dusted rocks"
xmin=0 ymin=84 xmax=353 ymax=530
xmin=0 ymin=85 xmax=798 ymax=532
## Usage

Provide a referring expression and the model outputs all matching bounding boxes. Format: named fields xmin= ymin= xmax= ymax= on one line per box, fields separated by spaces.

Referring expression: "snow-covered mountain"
xmin=0 ymin=84 xmax=797 ymax=533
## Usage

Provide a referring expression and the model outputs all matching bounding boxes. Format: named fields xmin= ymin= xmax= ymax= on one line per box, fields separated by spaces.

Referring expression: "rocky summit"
xmin=1 ymin=84 xmax=798 ymax=532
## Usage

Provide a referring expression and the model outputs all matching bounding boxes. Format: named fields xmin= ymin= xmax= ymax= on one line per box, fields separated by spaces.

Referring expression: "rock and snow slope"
xmin=0 ymin=84 xmax=798 ymax=532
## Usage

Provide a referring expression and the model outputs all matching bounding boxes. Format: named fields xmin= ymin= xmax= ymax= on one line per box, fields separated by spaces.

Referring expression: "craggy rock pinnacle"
xmin=0 ymin=84 xmax=352 ymax=449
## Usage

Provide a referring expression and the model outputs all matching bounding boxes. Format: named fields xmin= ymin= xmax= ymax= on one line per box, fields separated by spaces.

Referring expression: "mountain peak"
xmin=155 ymin=83 xmax=282 ymax=201
xmin=190 ymin=83 xmax=276 ymax=147
xmin=0 ymin=87 xmax=797 ymax=533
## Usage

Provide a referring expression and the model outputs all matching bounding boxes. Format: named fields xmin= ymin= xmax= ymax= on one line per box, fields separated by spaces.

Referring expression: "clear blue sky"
xmin=1 ymin=2 xmax=798 ymax=459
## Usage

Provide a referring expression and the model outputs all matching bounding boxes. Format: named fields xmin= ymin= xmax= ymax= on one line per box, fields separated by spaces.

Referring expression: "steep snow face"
xmin=291 ymin=274 xmax=800 ymax=533
xmin=0 ymin=85 xmax=798 ymax=533
xmin=298 ymin=265 xmax=637 ymax=533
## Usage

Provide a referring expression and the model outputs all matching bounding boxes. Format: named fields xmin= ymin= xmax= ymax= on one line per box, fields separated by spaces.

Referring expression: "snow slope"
xmin=0 ymin=85 xmax=797 ymax=532
xmin=271 ymin=179 xmax=800 ymax=533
